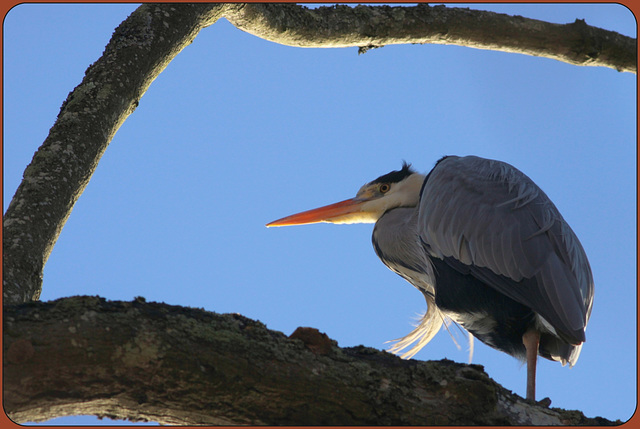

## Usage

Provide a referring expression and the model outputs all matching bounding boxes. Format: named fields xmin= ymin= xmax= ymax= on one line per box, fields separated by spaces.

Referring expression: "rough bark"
xmin=2 ymin=3 xmax=227 ymax=304
xmin=3 ymin=3 xmax=635 ymax=305
xmin=225 ymin=3 xmax=636 ymax=72
xmin=3 ymin=296 xmax=620 ymax=426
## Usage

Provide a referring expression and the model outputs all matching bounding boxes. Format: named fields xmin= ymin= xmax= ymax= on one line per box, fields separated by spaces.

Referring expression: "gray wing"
xmin=419 ymin=155 xmax=594 ymax=344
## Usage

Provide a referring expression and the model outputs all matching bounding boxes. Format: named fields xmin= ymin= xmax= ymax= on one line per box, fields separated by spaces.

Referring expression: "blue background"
xmin=4 ymin=3 xmax=636 ymax=425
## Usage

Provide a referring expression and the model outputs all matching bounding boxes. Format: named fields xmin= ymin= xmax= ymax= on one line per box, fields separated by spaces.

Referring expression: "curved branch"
xmin=3 ymin=296 xmax=619 ymax=425
xmin=225 ymin=3 xmax=636 ymax=73
xmin=2 ymin=4 xmax=227 ymax=304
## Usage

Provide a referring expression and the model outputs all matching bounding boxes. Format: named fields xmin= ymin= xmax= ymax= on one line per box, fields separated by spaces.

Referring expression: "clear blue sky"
xmin=4 ymin=3 xmax=636 ymax=425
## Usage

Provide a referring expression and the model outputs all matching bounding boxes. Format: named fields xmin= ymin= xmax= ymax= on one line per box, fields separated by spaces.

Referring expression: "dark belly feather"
xmin=430 ymin=256 xmax=558 ymax=362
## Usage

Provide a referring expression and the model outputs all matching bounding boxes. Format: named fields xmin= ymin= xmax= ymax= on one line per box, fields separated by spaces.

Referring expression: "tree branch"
xmin=225 ymin=3 xmax=636 ymax=73
xmin=3 ymin=296 xmax=620 ymax=426
xmin=2 ymin=3 xmax=227 ymax=304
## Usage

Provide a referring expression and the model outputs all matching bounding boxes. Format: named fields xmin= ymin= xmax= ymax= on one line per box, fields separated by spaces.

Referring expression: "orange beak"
xmin=266 ymin=198 xmax=367 ymax=227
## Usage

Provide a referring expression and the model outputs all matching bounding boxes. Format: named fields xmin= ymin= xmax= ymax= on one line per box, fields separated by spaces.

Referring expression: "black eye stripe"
xmin=370 ymin=162 xmax=415 ymax=185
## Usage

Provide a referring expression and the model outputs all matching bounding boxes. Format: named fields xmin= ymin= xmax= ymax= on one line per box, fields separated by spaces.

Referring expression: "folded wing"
xmin=419 ymin=156 xmax=594 ymax=346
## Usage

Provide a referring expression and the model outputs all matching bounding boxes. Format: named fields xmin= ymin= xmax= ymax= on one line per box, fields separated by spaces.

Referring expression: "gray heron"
xmin=267 ymin=155 xmax=594 ymax=401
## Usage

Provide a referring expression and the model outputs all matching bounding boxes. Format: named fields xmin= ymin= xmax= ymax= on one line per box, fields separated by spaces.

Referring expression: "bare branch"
xmin=2 ymin=4 xmax=227 ymax=304
xmin=225 ymin=4 xmax=636 ymax=73
xmin=3 ymin=296 xmax=619 ymax=425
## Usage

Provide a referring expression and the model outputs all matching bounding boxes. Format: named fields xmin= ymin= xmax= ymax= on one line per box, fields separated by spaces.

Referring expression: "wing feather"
xmin=419 ymin=156 xmax=594 ymax=344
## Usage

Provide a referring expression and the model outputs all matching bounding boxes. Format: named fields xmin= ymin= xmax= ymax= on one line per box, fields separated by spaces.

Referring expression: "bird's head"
xmin=266 ymin=163 xmax=426 ymax=227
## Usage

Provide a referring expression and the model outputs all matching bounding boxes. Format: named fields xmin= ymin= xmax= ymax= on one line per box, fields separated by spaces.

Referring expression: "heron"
xmin=267 ymin=155 xmax=593 ymax=402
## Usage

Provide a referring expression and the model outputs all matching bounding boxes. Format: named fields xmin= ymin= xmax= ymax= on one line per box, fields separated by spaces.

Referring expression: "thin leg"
xmin=522 ymin=329 xmax=540 ymax=402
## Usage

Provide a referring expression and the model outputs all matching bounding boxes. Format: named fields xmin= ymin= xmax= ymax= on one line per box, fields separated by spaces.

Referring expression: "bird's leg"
xmin=522 ymin=329 xmax=540 ymax=401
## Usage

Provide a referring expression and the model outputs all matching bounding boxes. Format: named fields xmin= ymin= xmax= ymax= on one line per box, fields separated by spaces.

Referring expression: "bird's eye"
xmin=379 ymin=183 xmax=390 ymax=193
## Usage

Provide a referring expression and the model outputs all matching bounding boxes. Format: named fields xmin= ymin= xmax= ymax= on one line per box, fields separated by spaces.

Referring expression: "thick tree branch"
xmin=2 ymin=3 xmax=226 ymax=304
xmin=3 ymin=296 xmax=620 ymax=426
xmin=225 ymin=3 xmax=636 ymax=73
